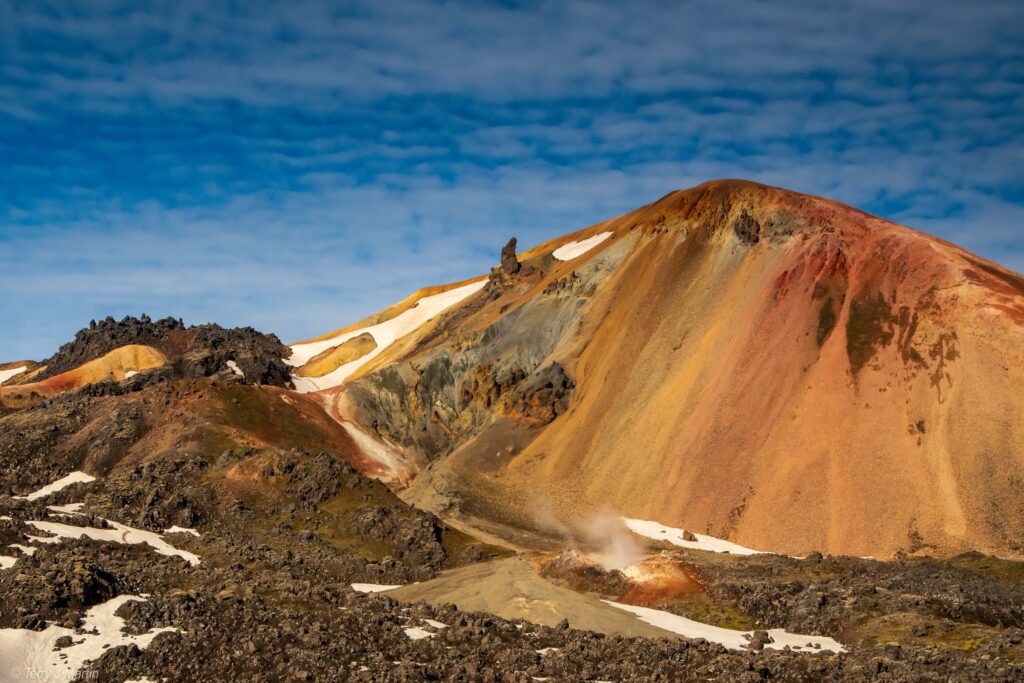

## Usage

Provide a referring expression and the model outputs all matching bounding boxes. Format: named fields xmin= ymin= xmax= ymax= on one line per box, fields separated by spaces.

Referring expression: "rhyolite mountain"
xmin=285 ymin=179 xmax=1024 ymax=559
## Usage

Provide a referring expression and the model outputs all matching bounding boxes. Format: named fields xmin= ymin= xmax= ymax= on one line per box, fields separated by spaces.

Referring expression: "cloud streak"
xmin=0 ymin=0 xmax=1021 ymax=359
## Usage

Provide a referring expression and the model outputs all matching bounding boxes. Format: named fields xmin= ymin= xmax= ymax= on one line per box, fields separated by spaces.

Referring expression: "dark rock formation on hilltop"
xmin=36 ymin=315 xmax=292 ymax=387
xmin=174 ymin=323 xmax=293 ymax=386
xmin=38 ymin=315 xmax=184 ymax=378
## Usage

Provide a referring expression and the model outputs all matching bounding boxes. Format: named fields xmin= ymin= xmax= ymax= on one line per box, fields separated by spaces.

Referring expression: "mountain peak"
xmin=289 ymin=185 xmax=1024 ymax=560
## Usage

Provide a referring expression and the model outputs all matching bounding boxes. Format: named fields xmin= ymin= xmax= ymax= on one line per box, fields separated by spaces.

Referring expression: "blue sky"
xmin=1 ymin=0 xmax=1022 ymax=361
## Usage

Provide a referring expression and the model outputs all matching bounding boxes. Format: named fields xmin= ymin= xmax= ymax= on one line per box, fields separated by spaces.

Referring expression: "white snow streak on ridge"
xmin=164 ymin=526 xmax=201 ymax=537
xmin=288 ymin=279 xmax=487 ymax=392
xmin=603 ymin=601 xmax=845 ymax=653
xmin=0 ymin=366 xmax=28 ymax=384
xmin=351 ymin=583 xmax=402 ymax=593
xmin=623 ymin=518 xmax=764 ymax=556
xmin=27 ymin=519 xmax=201 ymax=566
xmin=552 ymin=231 xmax=612 ymax=261
xmin=14 ymin=472 xmax=96 ymax=501
xmin=0 ymin=595 xmax=177 ymax=679
xmin=0 ymin=556 xmax=15 ymax=570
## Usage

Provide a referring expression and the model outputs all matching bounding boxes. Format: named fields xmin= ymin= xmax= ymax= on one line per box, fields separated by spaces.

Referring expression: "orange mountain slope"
xmin=267 ymin=181 xmax=1024 ymax=557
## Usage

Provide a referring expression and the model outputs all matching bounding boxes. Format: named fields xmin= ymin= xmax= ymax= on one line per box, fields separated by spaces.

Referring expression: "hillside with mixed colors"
xmin=288 ymin=180 xmax=1024 ymax=559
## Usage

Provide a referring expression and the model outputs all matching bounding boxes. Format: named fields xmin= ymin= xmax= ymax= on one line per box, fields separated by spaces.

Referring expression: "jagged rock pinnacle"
xmin=500 ymin=237 xmax=520 ymax=275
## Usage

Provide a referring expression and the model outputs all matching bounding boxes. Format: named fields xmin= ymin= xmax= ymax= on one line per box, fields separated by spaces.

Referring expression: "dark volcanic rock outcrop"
xmin=174 ymin=323 xmax=293 ymax=386
xmin=500 ymin=237 xmax=521 ymax=275
xmin=35 ymin=315 xmax=291 ymax=387
xmin=38 ymin=315 xmax=184 ymax=378
xmin=732 ymin=209 xmax=761 ymax=244
xmin=505 ymin=361 xmax=575 ymax=425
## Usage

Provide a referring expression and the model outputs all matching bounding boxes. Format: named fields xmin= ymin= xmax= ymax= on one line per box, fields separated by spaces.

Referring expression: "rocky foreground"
xmin=0 ymin=378 xmax=1022 ymax=681
xmin=1 ymin=311 xmax=1023 ymax=681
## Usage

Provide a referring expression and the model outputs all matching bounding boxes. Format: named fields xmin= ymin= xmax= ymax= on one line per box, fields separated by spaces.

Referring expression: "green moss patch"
xmin=949 ymin=552 xmax=1024 ymax=588
xmin=850 ymin=612 xmax=995 ymax=652
xmin=658 ymin=595 xmax=758 ymax=630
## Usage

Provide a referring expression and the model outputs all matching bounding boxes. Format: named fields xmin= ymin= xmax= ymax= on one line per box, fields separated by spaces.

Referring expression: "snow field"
xmin=289 ymin=279 xmax=487 ymax=392
xmin=552 ymin=232 xmax=612 ymax=261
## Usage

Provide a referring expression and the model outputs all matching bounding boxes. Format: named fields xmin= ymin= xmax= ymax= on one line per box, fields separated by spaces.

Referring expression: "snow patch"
xmin=0 ymin=365 xmax=28 ymax=384
xmin=226 ymin=360 xmax=244 ymax=377
xmin=0 ymin=595 xmax=177 ymax=679
xmin=8 ymin=544 xmax=36 ymax=556
xmin=351 ymin=583 xmax=402 ymax=593
xmin=14 ymin=472 xmax=96 ymax=501
xmin=422 ymin=619 xmax=447 ymax=629
xmin=535 ymin=647 xmax=560 ymax=655
xmin=623 ymin=518 xmax=764 ymax=556
xmin=164 ymin=526 xmax=201 ymax=537
xmin=403 ymin=627 xmax=434 ymax=640
xmin=552 ymin=231 xmax=612 ymax=261
xmin=603 ymin=601 xmax=845 ymax=652
xmin=26 ymin=519 xmax=201 ymax=566
xmin=0 ymin=556 xmax=15 ymax=569
xmin=124 ymin=370 xmax=139 ymax=379
xmin=288 ymin=279 xmax=487 ymax=391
